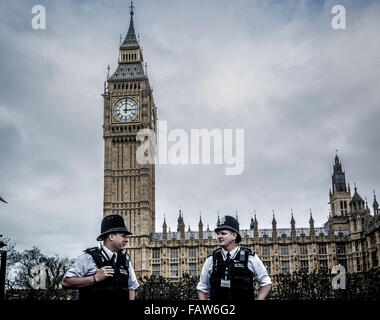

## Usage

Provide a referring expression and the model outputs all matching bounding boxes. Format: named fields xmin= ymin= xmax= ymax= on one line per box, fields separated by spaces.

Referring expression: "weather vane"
xmin=129 ymin=1 xmax=135 ymax=15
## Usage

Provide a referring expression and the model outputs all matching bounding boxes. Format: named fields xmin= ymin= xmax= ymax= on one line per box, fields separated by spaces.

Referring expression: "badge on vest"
xmin=234 ymin=262 xmax=244 ymax=268
xmin=220 ymin=279 xmax=231 ymax=288
xmin=119 ymin=268 xmax=128 ymax=275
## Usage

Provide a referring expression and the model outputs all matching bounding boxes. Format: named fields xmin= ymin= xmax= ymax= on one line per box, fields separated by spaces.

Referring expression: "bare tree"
xmin=4 ymin=240 xmax=75 ymax=300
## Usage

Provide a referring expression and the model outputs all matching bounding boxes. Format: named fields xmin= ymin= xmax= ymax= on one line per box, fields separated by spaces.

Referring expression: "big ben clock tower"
xmin=102 ymin=3 xmax=156 ymax=276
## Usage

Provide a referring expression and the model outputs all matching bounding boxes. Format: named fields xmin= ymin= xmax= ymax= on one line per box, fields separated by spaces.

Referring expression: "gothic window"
xmin=152 ymin=264 xmax=160 ymax=276
xmin=318 ymin=244 xmax=327 ymax=255
xmin=188 ymin=247 xmax=196 ymax=258
xmin=280 ymin=246 xmax=289 ymax=256
xmin=300 ymin=260 xmax=309 ymax=273
xmin=336 ymin=243 xmax=346 ymax=255
xmin=371 ymin=250 xmax=378 ymax=267
xmin=356 ymin=258 xmax=361 ymax=272
xmin=281 ymin=261 xmax=290 ymax=274
xmin=170 ymin=248 xmax=178 ymax=259
xmin=370 ymin=234 xmax=376 ymax=246
xmin=319 ymin=259 xmax=328 ymax=273
xmin=152 ymin=248 xmax=160 ymax=259
xmin=300 ymin=245 xmax=308 ymax=255
xmin=188 ymin=263 xmax=197 ymax=276
xmin=262 ymin=246 xmax=270 ymax=256
xmin=170 ymin=264 xmax=178 ymax=277
xmin=355 ymin=241 xmax=360 ymax=252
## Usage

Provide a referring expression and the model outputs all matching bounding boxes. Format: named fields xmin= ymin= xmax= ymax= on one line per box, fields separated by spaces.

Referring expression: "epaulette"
xmin=238 ymin=247 xmax=255 ymax=262
xmin=208 ymin=247 xmax=221 ymax=258
xmin=84 ymin=247 xmax=100 ymax=254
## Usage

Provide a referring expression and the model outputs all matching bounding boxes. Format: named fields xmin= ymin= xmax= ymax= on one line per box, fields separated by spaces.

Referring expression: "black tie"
xmin=224 ymin=252 xmax=231 ymax=280
xmin=111 ymin=253 xmax=116 ymax=267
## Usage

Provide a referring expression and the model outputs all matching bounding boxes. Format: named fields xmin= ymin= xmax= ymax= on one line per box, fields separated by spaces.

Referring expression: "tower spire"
xmin=120 ymin=1 xmax=138 ymax=48
xmin=199 ymin=212 xmax=203 ymax=240
xmin=272 ymin=210 xmax=277 ymax=239
xmin=309 ymin=208 xmax=315 ymax=239
xmin=373 ymin=190 xmax=379 ymax=215
xmin=332 ymin=153 xmax=347 ymax=193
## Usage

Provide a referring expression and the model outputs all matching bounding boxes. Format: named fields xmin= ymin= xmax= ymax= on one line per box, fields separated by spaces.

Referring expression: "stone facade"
xmin=102 ymin=7 xmax=380 ymax=279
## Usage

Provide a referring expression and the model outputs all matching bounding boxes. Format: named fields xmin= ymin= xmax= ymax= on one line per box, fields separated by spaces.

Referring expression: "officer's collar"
xmin=221 ymin=246 xmax=239 ymax=260
xmin=101 ymin=244 xmax=118 ymax=261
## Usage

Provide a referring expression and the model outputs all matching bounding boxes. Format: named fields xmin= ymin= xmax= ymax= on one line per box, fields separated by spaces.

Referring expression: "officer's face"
xmin=108 ymin=232 xmax=128 ymax=251
xmin=217 ymin=229 xmax=237 ymax=248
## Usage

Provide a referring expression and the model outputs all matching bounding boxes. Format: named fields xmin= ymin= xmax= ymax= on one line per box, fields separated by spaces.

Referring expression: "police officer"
xmin=62 ymin=214 xmax=139 ymax=301
xmin=197 ymin=215 xmax=272 ymax=300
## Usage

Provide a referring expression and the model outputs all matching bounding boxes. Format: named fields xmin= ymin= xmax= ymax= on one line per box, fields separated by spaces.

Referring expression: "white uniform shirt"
xmin=64 ymin=245 xmax=139 ymax=290
xmin=196 ymin=246 xmax=271 ymax=295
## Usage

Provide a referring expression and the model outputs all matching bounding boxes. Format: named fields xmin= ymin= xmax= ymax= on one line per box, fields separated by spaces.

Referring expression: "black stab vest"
xmin=209 ymin=247 xmax=255 ymax=300
xmin=79 ymin=247 xmax=130 ymax=301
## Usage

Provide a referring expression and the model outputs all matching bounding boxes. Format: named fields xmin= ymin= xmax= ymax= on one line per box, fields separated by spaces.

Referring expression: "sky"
xmin=0 ymin=0 xmax=379 ymax=258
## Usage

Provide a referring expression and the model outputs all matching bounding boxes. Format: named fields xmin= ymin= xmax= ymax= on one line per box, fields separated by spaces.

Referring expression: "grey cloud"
xmin=0 ymin=0 xmax=379 ymax=258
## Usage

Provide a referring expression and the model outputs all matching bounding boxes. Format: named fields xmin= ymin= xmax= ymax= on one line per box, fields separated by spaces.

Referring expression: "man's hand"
xmin=94 ymin=266 xmax=114 ymax=282
xmin=62 ymin=267 xmax=115 ymax=289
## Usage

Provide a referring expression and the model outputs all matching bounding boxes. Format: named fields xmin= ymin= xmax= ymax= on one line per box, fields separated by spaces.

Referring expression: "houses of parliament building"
xmin=101 ymin=4 xmax=380 ymax=279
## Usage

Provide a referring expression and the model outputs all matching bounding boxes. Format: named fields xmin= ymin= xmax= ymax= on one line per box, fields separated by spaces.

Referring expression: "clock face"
xmin=113 ymin=97 xmax=139 ymax=122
